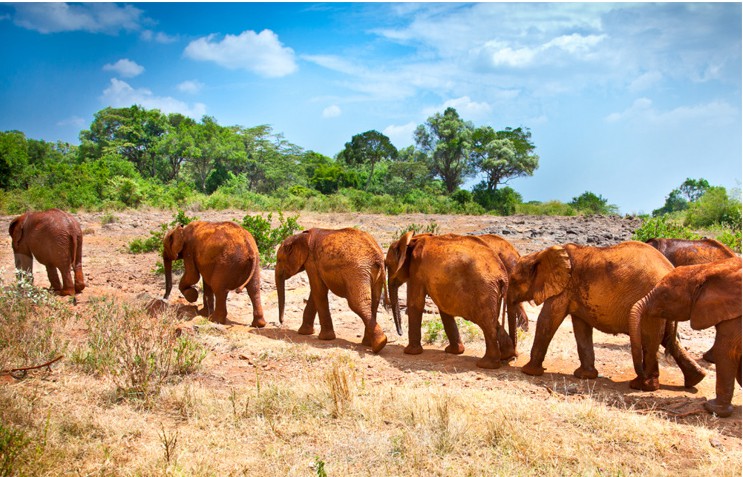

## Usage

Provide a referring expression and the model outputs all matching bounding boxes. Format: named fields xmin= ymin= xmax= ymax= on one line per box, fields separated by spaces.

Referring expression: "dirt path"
xmin=1 ymin=209 xmax=739 ymax=449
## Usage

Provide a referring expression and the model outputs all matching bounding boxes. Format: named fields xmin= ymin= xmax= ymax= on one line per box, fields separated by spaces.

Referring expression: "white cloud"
xmin=423 ymin=96 xmax=492 ymax=119
xmin=177 ymin=80 xmax=204 ymax=94
xmin=103 ymin=59 xmax=144 ymax=78
xmin=605 ymin=97 xmax=737 ymax=125
xmin=383 ymin=122 xmax=417 ymax=148
xmin=12 ymin=3 xmax=143 ymax=34
xmin=629 ymin=71 xmax=663 ymax=93
xmin=140 ymin=30 xmax=178 ymax=44
xmin=322 ymin=105 xmax=341 ymax=118
xmin=56 ymin=116 xmax=86 ymax=128
xmin=184 ymin=29 xmax=297 ymax=78
xmin=101 ymin=79 xmax=206 ymax=118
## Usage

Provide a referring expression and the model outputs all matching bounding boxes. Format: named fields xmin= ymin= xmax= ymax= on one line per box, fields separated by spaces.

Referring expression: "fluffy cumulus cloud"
xmin=382 ymin=122 xmax=417 ymax=148
xmin=184 ymin=29 xmax=297 ymax=78
xmin=423 ymin=96 xmax=492 ymax=119
xmin=322 ymin=105 xmax=341 ymax=118
xmin=605 ymin=97 xmax=738 ymax=126
xmin=11 ymin=3 xmax=143 ymax=34
xmin=101 ymin=79 xmax=206 ymax=118
xmin=103 ymin=59 xmax=144 ymax=78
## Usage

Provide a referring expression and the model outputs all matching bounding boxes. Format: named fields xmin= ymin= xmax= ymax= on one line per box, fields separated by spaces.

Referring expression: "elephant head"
xmin=8 ymin=214 xmax=32 ymax=272
xmin=275 ymin=231 xmax=311 ymax=324
xmin=507 ymin=245 xmax=572 ymax=306
xmin=163 ymin=224 xmax=186 ymax=300
xmin=384 ymin=231 xmax=417 ymax=336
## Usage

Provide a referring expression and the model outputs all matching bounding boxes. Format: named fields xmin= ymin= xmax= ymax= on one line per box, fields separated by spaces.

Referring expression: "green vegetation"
xmin=238 ymin=212 xmax=302 ymax=265
xmin=395 ymin=221 xmax=440 ymax=238
xmin=128 ymin=210 xmax=198 ymax=254
xmin=634 ymin=179 xmax=741 ymax=252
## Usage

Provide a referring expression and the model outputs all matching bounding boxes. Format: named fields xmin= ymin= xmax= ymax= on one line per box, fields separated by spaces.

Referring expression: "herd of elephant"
xmin=8 ymin=208 xmax=742 ymax=418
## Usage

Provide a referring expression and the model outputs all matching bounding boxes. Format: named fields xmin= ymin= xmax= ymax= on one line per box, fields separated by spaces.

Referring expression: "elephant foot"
xmin=74 ymin=283 xmax=85 ymax=293
xmin=182 ymin=288 xmax=199 ymax=303
xmin=477 ymin=356 xmax=502 ymax=369
xmin=210 ymin=314 xmax=227 ymax=325
xmin=573 ymin=367 xmax=599 ymax=380
xmin=704 ymin=399 xmax=734 ymax=418
xmin=370 ymin=335 xmax=388 ymax=354
xmin=702 ymin=347 xmax=716 ymax=364
xmin=318 ymin=329 xmax=336 ymax=341
xmin=629 ymin=376 xmax=659 ymax=392
xmin=297 ymin=324 xmax=315 ymax=335
xmin=521 ymin=361 xmax=545 ymax=376
xmin=404 ymin=344 xmax=424 ymax=355
xmin=251 ymin=316 xmax=266 ymax=328
xmin=445 ymin=342 xmax=465 ymax=355
xmin=682 ymin=366 xmax=707 ymax=388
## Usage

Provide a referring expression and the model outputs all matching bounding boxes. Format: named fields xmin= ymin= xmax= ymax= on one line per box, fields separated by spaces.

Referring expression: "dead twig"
xmin=0 ymin=355 xmax=64 ymax=380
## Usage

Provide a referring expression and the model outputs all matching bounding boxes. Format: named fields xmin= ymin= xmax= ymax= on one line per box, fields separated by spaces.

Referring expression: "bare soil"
xmin=1 ymin=209 xmax=740 ymax=450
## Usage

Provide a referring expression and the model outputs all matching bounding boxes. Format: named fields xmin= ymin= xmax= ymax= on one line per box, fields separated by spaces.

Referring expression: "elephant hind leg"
xmin=662 ymin=327 xmax=706 ymax=388
xmin=349 ymin=296 xmax=387 ymax=353
xmin=45 ymin=266 xmax=63 ymax=293
xmin=244 ymin=271 xmax=266 ymax=328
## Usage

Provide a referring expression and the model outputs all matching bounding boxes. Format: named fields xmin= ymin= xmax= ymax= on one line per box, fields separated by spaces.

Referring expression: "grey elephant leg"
xmin=522 ymin=298 xmax=569 ymax=376
xmin=298 ymin=291 xmax=317 ymax=335
xmin=572 ymin=318 xmax=599 ymax=379
xmin=704 ymin=319 xmax=741 ymax=418
xmin=244 ymin=274 xmax=265 ymax=328
xmin=403 ymin=284 xmax=425 ymax=355
xmin=440 ymin=311 xmax=464 ymax=355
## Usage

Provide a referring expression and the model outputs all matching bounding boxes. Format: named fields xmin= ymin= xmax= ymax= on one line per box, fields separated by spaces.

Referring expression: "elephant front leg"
xmin=572 ymin=318 xmax=598 ymax=379
xmin=179 ymin=261 xmax=201 ymax=303
xmin=440 ymin=312 xmax=464 ymax=355
xmin=703 ymin=319 xmax=741 ymax=418
xmin=521 ymin=298 xmax=568 ymax=376
xmin=403 ymin=285 xmax=425 ymax=355
xmin=298 ymin=292 xmax=317 ymax=335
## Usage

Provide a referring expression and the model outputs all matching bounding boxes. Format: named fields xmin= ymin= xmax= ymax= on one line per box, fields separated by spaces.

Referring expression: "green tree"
xmin=652 ymin=188 xmax=689 ymax=216
xmin=0 ymin=131 xmax=30 ymax=189
xmin=414 ymin=107 xmax=475 ymax=194
xmin=156 ymin=114 xmax=199 ymax=182
xmin=471 ymin=126 xmax=539 ymax=191
xmin=337 ymin=130 xmax=397 ymax=191
xmin=570 ymin=191 xmax=619 ymax=215
xmin=679 ymin=178 xmax=710 ymax=202
xmin=186 ymin=116 xmax=245 ymax=193
xmin=381 ymin=146 xmax=433 ymax=196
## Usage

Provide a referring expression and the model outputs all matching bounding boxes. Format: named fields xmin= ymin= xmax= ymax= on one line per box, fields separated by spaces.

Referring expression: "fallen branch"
xmin=0 ymin=355 xmax=64 ymax=380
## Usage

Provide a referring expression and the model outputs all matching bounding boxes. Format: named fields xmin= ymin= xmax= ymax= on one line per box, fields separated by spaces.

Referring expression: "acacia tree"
xmin=337 ymin=130 xmax=397 ymax=191
xmin=414 ymin=107 xmax=475 ymax=194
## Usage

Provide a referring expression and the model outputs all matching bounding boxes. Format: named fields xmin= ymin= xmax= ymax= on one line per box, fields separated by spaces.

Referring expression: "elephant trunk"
xmin=390 ymin=283 xmax=403 ymax=336
xmin=629 ymin=293 xmax=651 ymax=380
xmin=276 ymin=269 xmax=285 ymax=324
xmin=163 ymin=256 xmax=173 ymax=300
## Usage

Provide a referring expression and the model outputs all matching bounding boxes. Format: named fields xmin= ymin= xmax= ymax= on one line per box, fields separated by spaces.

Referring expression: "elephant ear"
xmin=281 ymin=230 xmax=311 ymax=276
xmin=392 ymin=231 xmax=415 ymax=277
xmin=532 ymin=245 xmax=572 ymax=305
xmin=689 ymin=262 xmax=742 ymax=330
xmin=8 ymin=215 xmax=27 ymax=245
xmin=164 ymin=225 xmax=185 ymax=260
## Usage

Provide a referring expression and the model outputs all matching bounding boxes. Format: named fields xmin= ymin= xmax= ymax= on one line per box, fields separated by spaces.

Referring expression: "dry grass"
xmin=0 ymin=289 xmax=740 ymax=476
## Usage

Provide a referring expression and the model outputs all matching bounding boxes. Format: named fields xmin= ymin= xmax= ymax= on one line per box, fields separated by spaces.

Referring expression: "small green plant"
xmin=423 ymin=320 xmax=444 ymax=344
xmin=395 ymin=221 xmax=439 ymax=238
xmin=128 ymin=210 xmax=198 ymax=254
xmin=239 ymin=211 xmax=301 ymax=266
xmin=100 ymin=212 xmax=117 ymax=225
xmin=313 ymin=457 xmax=328 ymax=477
xmin=172 ymin=336 xmax=207 ymax=375
xmin=0 ymin=422 xmax=30 ymax=477
xmin=632 ymin=216 xmax=699 ymax=242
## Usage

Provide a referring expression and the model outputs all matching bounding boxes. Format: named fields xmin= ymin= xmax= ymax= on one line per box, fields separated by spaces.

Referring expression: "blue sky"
xmin=0 ymin=2 xmax=740 ymax=214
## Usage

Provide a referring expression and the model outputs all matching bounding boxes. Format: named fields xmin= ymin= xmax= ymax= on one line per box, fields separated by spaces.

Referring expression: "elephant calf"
xmin=630 ymin=256 xmax=742 ymax=417
xmin=275 ymin=228 xmax=389 ymax=353
xmin=162 ymin=221 xmax=264 ymax=326
xmin=9 ymin=208 xmax=85 ymax=296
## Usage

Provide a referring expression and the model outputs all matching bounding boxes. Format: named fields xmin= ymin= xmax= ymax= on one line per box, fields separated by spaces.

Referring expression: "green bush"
xmin=569 ymin=191 xmax=619 ymax=215
xmin=472 ymin=184 xmax=522 ymax=215
xmin=239 ymin=211 xmax=301 ymax=266
xmin=128 ymin=210 xmax=197 ymax=254
xmin=684 ymin=186 xmax=742 ymax=231
xmin=516 ymin=201 xmax=576 ymax=216
xmin=395 ymin=221 xmax=440 ymax=238
xmin=632 ymin=216 xmax=699 ymax=242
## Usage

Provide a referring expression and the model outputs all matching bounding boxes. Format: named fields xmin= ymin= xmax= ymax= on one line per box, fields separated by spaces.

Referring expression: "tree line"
xmin=0 ymin=105 xmax=551 ymax=214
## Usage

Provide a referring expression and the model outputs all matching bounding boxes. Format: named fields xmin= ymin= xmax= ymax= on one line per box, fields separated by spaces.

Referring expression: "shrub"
xmin=239 ymin=211 xmax=301 ymax=266
xmin=128 ymin=210 xmax=198 ymax=254
xmin=569 ymin=191 xmax=619 ymax=215
xmin=516 ymin=200 xmax=577 ymax=216
xmin=632 ymin=216 xmax=699 ymax=242
xmin=395 ymin=221 xmax=440 ymax=238
xmin=472 ymin=184 xmax=522 ymax=215
xmin=684 ymin=186 xmax=742 ymax=231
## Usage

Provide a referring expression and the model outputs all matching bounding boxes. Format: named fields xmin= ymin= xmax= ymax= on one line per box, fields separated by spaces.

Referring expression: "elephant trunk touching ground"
xmin=628 ymin=291 xmax=654 ymax=385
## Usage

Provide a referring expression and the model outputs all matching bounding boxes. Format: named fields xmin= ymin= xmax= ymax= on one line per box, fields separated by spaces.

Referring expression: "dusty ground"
xmin=1 ymin=209 xmax=740 ymax=451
